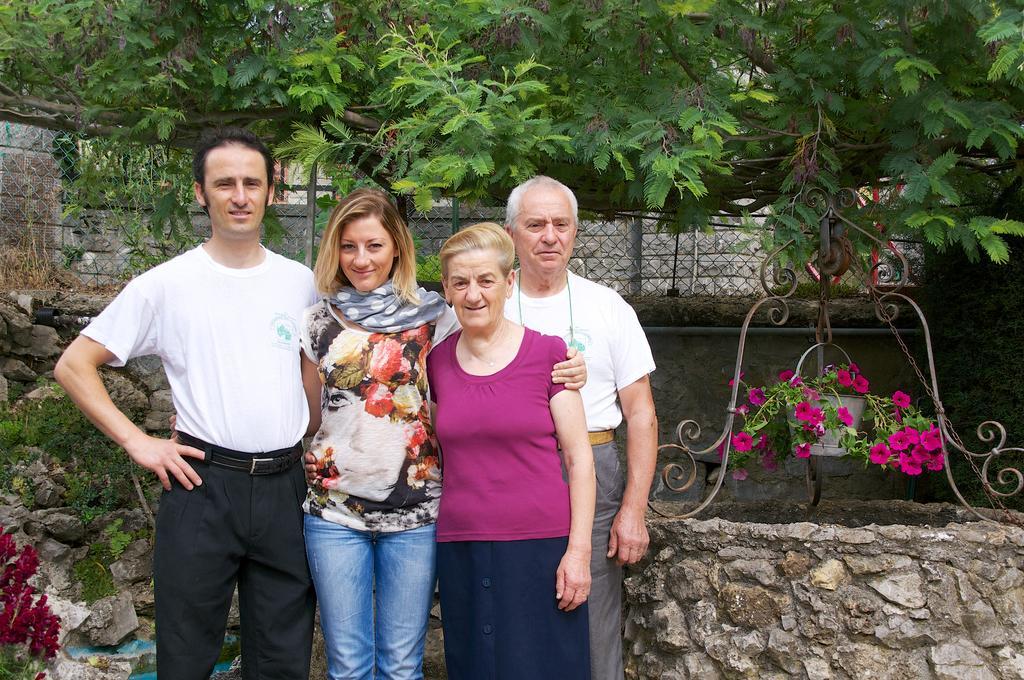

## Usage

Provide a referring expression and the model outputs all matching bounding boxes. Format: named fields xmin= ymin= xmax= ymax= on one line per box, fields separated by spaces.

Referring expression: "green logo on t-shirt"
xmin=270 ymin=313 xmax=298 ymax=350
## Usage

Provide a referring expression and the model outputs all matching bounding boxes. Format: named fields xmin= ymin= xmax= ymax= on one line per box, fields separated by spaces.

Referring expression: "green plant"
xmin=103 ymin=519 xmax=132 ymax=561
xmin=0 ymin=389 xmax=141 ymax=523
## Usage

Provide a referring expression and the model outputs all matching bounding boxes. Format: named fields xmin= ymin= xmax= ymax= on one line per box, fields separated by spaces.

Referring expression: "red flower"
xmin=369 ymin=338 xmax=407 ymax=383
xmin=364 ymin=383 xmax=395 ymax=417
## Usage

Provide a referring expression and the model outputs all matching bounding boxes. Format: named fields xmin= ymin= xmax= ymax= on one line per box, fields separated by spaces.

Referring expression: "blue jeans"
xmin=304 ymin=515 xmax=436 ymax=680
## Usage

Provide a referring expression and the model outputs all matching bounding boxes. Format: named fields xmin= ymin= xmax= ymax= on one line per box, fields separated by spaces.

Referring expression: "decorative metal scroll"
xmin=651 ymin=187 xmax=1023 ymax=523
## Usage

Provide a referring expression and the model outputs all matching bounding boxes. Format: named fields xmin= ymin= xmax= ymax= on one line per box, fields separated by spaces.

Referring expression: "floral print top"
xmin=300 ymin=299 xmax=458 ymax=532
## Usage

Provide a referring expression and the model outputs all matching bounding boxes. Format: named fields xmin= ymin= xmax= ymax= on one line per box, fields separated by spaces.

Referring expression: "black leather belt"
xmin=178 ymin=432 xmax=302 ymax=476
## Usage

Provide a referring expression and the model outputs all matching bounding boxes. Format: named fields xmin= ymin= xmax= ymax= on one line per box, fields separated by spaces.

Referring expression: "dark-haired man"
xmin=55 ymin=128 xmax=318 ymax=680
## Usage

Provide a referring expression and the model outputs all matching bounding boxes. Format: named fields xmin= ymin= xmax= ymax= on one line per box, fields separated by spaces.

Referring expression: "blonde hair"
xmin=439 ymin=222 xmax=515 ymax=279
xmin=314 ymin=188 xmax=420 ymax=303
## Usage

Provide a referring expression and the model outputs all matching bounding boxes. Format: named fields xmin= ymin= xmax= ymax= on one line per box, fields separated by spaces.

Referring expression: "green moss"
xmin=73 ymin=556 xmax=117 ymax=604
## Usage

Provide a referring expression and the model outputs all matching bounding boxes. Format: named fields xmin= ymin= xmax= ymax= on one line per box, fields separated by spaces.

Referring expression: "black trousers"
xmin=153 ymin=457 xmax=315 ymax=680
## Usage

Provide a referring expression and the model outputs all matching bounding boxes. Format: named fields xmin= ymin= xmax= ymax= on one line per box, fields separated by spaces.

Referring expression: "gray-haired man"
xmin=503 ymin=176 xmax=658 ymax=680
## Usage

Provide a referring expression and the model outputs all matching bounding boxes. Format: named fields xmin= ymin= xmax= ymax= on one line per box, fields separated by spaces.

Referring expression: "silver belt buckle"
xmin=250 ymin=457 xmax=272 ymax=474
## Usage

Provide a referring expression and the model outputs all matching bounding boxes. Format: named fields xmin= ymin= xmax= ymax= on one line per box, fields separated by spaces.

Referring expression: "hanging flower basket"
xmin=727 ymin=344 xmax=944 ymax=480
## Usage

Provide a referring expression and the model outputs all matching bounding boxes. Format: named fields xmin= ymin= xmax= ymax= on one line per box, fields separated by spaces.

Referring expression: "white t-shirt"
xmin=82 ymin=245 xmax=318 ymax=452
xmin=505 ymin=271 xmax=655 ymax=431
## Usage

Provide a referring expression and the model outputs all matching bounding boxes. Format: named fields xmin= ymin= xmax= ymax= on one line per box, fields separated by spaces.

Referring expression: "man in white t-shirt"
xmin=503 ymin=176 xmax=658 ymax=680
xmin=54 ymin=128 xmax=319 ymax=680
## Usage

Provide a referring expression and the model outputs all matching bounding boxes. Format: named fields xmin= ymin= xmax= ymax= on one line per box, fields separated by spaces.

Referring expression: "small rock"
xmin=930 ymin=641 xmax=995 ymax=680
xmin=99 ymin=370 xmax=147 ymax=414
xmin=109 ymin=541 xmax=152 ymax=587
xmin=810 ymin=559 xmax=847 ymax=591
xmin=148 ymin=388 xmax=173 ymax=413
xmin=652 ymin=600 xmax=691 ymax=652
xmin=34 ymin=478 xmax=67 ymax=508
xmin=24 ymin=383 xmax=61 ymax=401
xmin=13 ymin=325 xmax=62 ymax=358
xmin=803 ymin=656 xmax=832 ymax=680
xmin=80 ymin=591 xmax=139 ymax=647
xmin=34 ymin=508 xmax=85 ymax=543
xmin=780 ymin=551 xmax=812 ymax=578
xmin=720 ymin=583 xmax=785 ymax=628
xmin=0 ymin=373 xmax=7 ymax=404
xmin=2 ymin=357 xmax=38 ymax=381
xmin=868 ymin=571 xmax=926 ymax=609
xmin=48 ymin=655 xmax=133 ymax=680
xmin=45 ymin=592 xmax=92 ymax=647
xmin=843 ymin=554 xmax=912 ymax=575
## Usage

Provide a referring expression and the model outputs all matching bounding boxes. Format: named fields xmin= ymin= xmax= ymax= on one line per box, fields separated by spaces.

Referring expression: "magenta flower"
xmin=731 ymin=468 xmax=749 ymax=481
xmin=902 ymin=427 xmax=920 ymax=446
xmin=795 ymin=401 xmax=815 ymax=421
xmin=795 ymin=442 xmax=813 ymax=458
xmin=869 ymin=442 xmax=891 ymax=465
xmin=926 ymin=455 xmax=945 ymax=471
xmin=803 ymin=387 xmax=820 ymax=401
xmin=836 ymin=369 xmax=853 ymax=387
xmin=921 ymin=426 xmax=942 ymax=452
xmin=888 ymin=430 xmax=911 ymax=451
xmin=731 ymin=432 xmax=754 ymax=452
xmin=898 ymin=451 xmax=923 ymax=476
xmin=852 ymin=375 xmax=870 ymax=394
xmin=837 ymin=406 xmax=853 ymax=427
xmin=892 ymin=391 xmax=911 ymax=409
xmin=748 ymin=387 xmax=766 ymax=406
xmin=848 ymin=362 xmax=860 ymax=373
xmin=727 ymin=371 xmax=745 ymax=386
xmin=736 ymin=404 xmax=749 ymax=416
xmin=778 ymin=369 xmax=795 ymax=382
xmin=789 ymin=376 xmax=804 ymax=387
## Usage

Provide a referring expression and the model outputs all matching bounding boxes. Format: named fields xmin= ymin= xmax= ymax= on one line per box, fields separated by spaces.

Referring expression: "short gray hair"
xmin=504 ymin=176 xmax=579 ymax=230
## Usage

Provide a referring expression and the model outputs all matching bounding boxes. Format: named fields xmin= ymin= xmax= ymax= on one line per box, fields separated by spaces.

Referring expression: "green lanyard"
xmin=517 ymin=271 xmax=585 ymax=352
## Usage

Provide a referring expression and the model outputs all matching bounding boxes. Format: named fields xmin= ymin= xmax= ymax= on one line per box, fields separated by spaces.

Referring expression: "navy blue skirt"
xmin=437 ymin=537 xmax=591 ymax=680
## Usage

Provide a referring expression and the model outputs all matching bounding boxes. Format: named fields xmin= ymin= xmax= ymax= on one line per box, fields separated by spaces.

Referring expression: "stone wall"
xmin=624 ymin=500 xmax=1024 ymax=679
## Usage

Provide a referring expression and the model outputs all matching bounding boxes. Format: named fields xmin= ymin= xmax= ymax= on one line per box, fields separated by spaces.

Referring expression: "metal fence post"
xmin=452 ymin=196 xmax=460 ymax=234
xmin=304 ymin=162 xmax=317 ymax=269
xmin=629 ymin=216 xmax=643 ymax=296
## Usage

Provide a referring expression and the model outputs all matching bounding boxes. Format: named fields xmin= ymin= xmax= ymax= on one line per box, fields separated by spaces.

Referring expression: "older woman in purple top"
xmin=427 ymin=222 xmax=596 ymax=679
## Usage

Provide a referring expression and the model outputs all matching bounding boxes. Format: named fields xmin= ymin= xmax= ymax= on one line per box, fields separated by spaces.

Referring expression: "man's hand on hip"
xmin=124 ymin=433 xmax=205 ymax=491
xmin=607 ymin=505 xmax=649 ymax=566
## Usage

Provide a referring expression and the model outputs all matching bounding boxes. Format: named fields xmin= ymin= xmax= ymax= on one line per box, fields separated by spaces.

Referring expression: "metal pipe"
xmin=643 ymin=326 xmax=920 ymax=336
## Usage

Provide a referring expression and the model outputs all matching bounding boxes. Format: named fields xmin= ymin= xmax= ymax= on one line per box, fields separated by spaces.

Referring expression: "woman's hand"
xmin=555 ymin=548 xmax=591 ymax=612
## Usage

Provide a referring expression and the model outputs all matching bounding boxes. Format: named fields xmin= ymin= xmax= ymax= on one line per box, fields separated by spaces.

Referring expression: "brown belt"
xmin=589 ymin=430 xmax=615 ymax=446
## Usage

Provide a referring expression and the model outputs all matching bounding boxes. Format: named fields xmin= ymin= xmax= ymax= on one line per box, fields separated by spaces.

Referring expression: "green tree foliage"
xmin=3 ymin=1 xmax=1024 ymax=259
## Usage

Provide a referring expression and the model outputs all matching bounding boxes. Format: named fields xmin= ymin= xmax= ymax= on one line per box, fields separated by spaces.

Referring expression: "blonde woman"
xmin=427 ymin=223 xmax=596 ymax=679
xmin=301 ymin=188 xmax=458 ymax=680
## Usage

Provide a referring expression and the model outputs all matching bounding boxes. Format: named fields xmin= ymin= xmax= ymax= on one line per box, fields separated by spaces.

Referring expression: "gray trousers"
xmin=589 ymin=441 xmax=626 ymax=680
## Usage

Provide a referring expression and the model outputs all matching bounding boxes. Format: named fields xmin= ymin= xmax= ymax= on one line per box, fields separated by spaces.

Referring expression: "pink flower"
xmin=852 ymin=375 xmax=870 ymax=394
xmin=732 ymin=432 xmax=754 ymax=452
xmin=789 ymin=376 xmax=804 ymax=387
xmin=778 ymin=369 xmax=795 ymax=382
xmin=837 ymin=407 xmax=853 ymax=427
xmin=748 ymin=388 xmax=766 ymax=406
xmin=921 ymin=426 xmax=942 ymax=452
xmin=731 ymin=468 xmax=749 ymax=481
xmin=888 ymin=430 xmax=911 ymax=451
xmin=898 ymin=451 xmax=923 ymax=476
xmin=848 ymin=362 xmax=860 ymax=373
xmin=892 ymin=391 xmax=911 ymax=409
xmin=716 ymin=440 xmax=725 ymax=460
xmin=901 ymin=426 xmax=920 ymax=446
xmin=926 ymin=454 xmax=945 ymax=471
xmin=795 ymin=443 xmax=813 ymax=458
xmin=836 ymin=369 xmax=853 ymax=387
xmin=869 ymin=442 xmax=891 ymax=465
xmin=727 ymin=371 xmax=746 ymax=387
xmin=736 ymin=404 xmax=749 ymax=416
xmin=803 ymin=387 xmax=820 ymax=401
xmin=795 ymin=401 xmax=815 ymax=421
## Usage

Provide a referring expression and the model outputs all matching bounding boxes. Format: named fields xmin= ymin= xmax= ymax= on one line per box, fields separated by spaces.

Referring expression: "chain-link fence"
xmin=1 ymin=123 xmax=922 ymax=295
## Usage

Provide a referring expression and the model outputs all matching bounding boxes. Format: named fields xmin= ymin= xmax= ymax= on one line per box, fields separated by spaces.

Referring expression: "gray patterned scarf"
xmin=331 ymin=280 xmax=447 ymax=332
